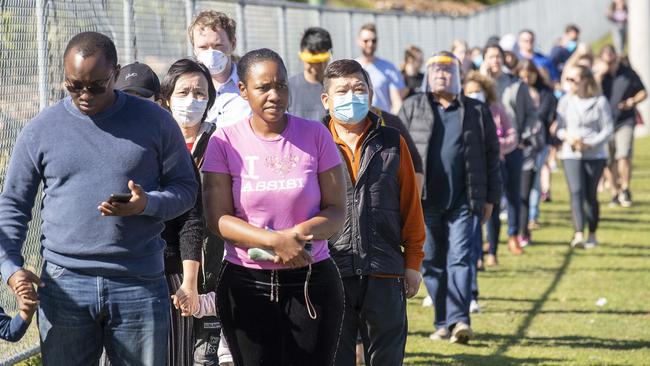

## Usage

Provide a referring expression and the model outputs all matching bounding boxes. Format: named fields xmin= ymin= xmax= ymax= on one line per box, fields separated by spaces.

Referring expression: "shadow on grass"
xmin=476 ymin=333 xmax=650 ymax=351
xmin=491 ymin=246 xmax=575 ymax=357
xmin=478 ymin=308 xmax=650 ymax=316
xmin=404 ymin=351 xmax=563 ymax=366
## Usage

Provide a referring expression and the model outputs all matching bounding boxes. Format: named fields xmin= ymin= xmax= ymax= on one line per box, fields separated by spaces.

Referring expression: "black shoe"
xmin=619 ymin=190 xmax=632 ymax=207
xmin=609 ymin=195 xmax=620 ymax=208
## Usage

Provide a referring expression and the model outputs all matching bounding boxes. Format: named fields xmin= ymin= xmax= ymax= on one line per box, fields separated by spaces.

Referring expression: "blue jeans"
xmin=421 ymin=201 xmax=479 ymax=330
xmin=529 ymin=146 xmax=550 ymax=222
xmin=504 ymin=148 xmax=523 ymax=236
xmin=470 ymin=221 xmax=482 ymax=301
xmin=38 ymin=262 xmax=170 ymax=365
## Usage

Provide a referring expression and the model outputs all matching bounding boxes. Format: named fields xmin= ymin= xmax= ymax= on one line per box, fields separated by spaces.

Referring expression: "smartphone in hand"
xmin=108 ymin=193 xmax=133 ymax=203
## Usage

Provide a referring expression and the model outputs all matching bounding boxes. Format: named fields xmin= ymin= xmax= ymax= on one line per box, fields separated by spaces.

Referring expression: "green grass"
xmin=404 ymin=136 xmax=650 ymax=365
xmin=15 ymin=139 xmax=650 ymax=365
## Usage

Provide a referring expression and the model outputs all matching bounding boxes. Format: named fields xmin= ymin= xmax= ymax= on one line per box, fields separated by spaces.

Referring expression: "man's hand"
xmin=98 ymin=180 xmax=148 ymax=216
xmin=16 ymin=283 xmax=38 ymax=322
xmin=404 ymin=268 xmax=422 ymax=298
xmin=482 ymin=203 xmax=494 ymax=225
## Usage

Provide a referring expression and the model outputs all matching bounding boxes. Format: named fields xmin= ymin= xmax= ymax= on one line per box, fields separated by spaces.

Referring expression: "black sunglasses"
xmin=64 ymin=70 xmax=115 ymax=95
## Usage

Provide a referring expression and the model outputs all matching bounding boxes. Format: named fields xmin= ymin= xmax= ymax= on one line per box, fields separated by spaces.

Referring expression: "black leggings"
xmin=216 ymin=259 xmax=344 ymax=366
xmin=562 ymin=159 xmax=606 ymax=233
xmin=519 ymin=169 xmax=537 ymax=238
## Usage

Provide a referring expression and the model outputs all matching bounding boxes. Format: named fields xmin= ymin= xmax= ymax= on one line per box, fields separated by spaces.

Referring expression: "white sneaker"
xmin=470 ymin=300 xmax=480 ymax=313
xmin=422 ymin=295 xmax=433 ymax=307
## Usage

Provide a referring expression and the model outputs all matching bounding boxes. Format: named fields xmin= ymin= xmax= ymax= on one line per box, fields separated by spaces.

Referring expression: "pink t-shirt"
xmin=202 ymin=114 xmax=342 ymax=270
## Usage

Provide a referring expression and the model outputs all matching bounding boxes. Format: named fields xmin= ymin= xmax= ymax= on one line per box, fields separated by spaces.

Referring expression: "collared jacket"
xmin=399 ymin=93 xmax=502 ymax=215
xmin=324 ymin=112 xmax=409 ymax=277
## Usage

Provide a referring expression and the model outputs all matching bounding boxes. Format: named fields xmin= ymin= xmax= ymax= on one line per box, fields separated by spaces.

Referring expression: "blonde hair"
xmin=188 ymin=10 xmax=237 ymax=46
xmin=572 ymin=65 xmax=601 ymax=98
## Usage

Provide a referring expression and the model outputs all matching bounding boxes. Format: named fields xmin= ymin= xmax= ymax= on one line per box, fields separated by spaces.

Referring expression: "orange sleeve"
xmin=397 ymin=137 xmax=426 ymax=271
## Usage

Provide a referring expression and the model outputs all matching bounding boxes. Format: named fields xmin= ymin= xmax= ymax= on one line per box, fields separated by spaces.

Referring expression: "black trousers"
xmin=519 ymin=168 xmax=537 ymax=238
xmin=562 ymin=159 xmax=606 ymax=233
xmin=335 ymin=275 xmax=407 ymax=366
xmin=217 ymin=259 xmax=344 ymax=366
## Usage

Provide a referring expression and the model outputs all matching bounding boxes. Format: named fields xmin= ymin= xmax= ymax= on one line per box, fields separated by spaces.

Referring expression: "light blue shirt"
xmin=357 ymin=57 xmax=405 ymax=112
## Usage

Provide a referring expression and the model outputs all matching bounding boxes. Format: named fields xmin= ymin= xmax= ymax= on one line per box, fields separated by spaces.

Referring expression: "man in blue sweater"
xmin=0 ymin=32 xmax=198 ymax=364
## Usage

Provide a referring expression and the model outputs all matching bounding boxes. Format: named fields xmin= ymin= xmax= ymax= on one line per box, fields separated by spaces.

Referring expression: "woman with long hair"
xmin=516 ymin=60 xmax=557 ymax=246
xmin=554 ymin=65 xmax=613 ymax=248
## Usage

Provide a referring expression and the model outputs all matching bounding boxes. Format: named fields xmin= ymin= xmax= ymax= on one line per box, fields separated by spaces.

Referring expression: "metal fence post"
xmin=346 ymin=11 xmax=353 ymax=59
xmin=185 ymin=0 xmax=195 ymax=56
xmin=277 ymin=5 xmax=288 ymax=63
xmin=123 ymin=0 xmax=135 ymax=63
xmin=36 ymin=0 xmax=48 ymax=111
xmin=237 ymin=1 xmax=247 ymax=53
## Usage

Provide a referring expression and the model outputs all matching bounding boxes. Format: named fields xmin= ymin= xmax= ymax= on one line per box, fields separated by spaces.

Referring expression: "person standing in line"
xmin=287 ymin=27 xmax=332 ymax=122
xmin=401 ymin=45 xmax=425 ymax=98
xmin=0 ymin=32 xmax=198 ymax=365
xmin=356 ymin=23 xmax=408 ymax=114
xmin=400 ymin=52 xmax=501 ymax=344
xmin=451 ymin=39 xmax=475 ymax=79
xmin=553 ymin=65 xmax=613 ymax=248
xmin=515 ymin=30 xmax=559 ymax=84
xmin=606 ymin=0 xmax=628 ymax=54
xmin=516 ymin=60 xmax=556 ymax=247
xmin=598 ymin=45 xmax=647 ymax=208
xmin=549 ymin=24 xmax=581 ymax=76
xmin=201 ymin=48 xmax=346 ymax=366
xmin=101 ymin=59 xmax=211 ymax=366
xmin=482 ymin=43 xmax=538 ymax=255
xmin=189 ymin=10 xmax=251 ymax=127
xmin=319 ymin=59 xmax=425 ymax=366
xmin=463 ymin=71 xmax=517 ymax=292
xmin=188 ymin=11 xmax=251 ymax=363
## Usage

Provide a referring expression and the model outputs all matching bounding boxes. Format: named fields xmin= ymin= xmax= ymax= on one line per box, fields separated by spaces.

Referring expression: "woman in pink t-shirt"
xmin=201 ymin=48 xmax=346 ymax=366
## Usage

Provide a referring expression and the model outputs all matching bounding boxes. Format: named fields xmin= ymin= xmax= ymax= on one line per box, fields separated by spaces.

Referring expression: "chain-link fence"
xmin=0 ymin=0 xmax=610 ymax=363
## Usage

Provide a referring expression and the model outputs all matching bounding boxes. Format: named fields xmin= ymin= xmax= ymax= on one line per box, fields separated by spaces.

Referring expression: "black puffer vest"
xmin=324 ymin=113 xmax=404 ymax=277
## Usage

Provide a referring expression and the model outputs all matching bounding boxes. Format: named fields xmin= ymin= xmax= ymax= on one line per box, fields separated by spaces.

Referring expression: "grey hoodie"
xmin=556 ymin=94 xmax=614 ymax=160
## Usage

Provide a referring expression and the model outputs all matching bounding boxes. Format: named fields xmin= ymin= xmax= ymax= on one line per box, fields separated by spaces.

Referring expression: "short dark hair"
xmin=160 ymin=58 xmax=216 ymax=123
xmin=359 ymin=23 xmax=376 ymax=35
xmin=64 ymin=31 xmax=118 ymax=67
xmin=483 ymin=42 xmax=505 ymax=60
xmin=237 ymin=48 xmax=287 ymax=86
xmin=300 ymin=27 xmax=332 ymax=53
xmin=323 ymin=59 xmax=369 ymax=93
xmin=565 ymin=24 xmax=580 ymax=34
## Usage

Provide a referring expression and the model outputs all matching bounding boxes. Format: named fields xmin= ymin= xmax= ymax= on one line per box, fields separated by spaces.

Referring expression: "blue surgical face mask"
xmin=332 ymin=92 xmax=369 ymax=125
xmin=566 ymin=40 xmax=577 ymax=53
xmin=472 ymin=55 xmax=483 ymax=68
xmin=466 ymin=91 xmax=486 ymax=103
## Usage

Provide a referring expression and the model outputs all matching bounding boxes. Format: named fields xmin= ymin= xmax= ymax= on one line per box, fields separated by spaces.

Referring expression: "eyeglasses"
xmin=64 ymin=70 xmax=115 ymax=95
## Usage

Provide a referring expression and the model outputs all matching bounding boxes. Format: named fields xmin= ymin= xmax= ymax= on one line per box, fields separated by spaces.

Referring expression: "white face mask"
xmin=170 ymin=96 xmax=207 ymax=127
xmin=466 ymin=91 xmax=486 ymax=103
xmin=197 ymin=49 xmax=229 ymax=75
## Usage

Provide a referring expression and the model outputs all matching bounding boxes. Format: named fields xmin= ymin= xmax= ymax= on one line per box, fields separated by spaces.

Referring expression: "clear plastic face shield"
xmin=422 ymin=54 xmax=461 ymax=96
